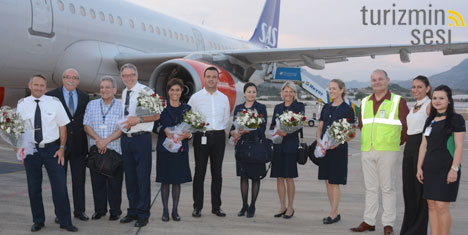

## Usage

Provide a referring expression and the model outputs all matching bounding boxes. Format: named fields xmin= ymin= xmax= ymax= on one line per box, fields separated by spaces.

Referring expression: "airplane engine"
xmin=0 ymin=87 xmax=29 ymax=107
xmin=149 ymin=59 xmax=239 ymax=111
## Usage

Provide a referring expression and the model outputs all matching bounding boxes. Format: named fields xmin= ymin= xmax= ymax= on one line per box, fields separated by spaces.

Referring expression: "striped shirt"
xmin=83 ymin=98 xmax=123 ymax=154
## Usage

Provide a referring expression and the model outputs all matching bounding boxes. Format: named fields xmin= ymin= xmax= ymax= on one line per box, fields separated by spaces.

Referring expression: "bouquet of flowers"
xmin=270 ymin=111 xmax=306 ymax=144
xmin=229 ymin=109 xmax=265 ymax=145
xmin=0 ymin=106 xmax=36 ymax=161
xmin=135 ymin=88 xmax=165 ymax=116
xmin=314 ymin=118 xmax=356 ymax=158
xmin=163 ymin=109 xmax=209 ymax=153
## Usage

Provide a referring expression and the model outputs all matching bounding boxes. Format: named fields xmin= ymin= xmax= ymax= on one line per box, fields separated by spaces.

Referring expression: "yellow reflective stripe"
xmin=361 ymin=96 xmax=369 ymax=121
xmin=362 ymin=118 xmax=402 ymax=125
xmin=388 ymin=95 xmax=401 ymax=119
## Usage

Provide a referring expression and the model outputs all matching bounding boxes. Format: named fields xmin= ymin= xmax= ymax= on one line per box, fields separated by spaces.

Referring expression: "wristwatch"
xmin=139 ymin=116 xmax=145 ymax=123
xmin=451 ymin=165 xmax=459 ymax=172
xmin=59 ymin=145 xmax=66 ymax=150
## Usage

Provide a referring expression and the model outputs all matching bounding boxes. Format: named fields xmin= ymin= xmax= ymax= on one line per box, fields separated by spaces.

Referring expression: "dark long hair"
xmin=424 ymin=85 xmax=455 ymax=135
xmin=413 ymin=75 xmax=432 ymax=98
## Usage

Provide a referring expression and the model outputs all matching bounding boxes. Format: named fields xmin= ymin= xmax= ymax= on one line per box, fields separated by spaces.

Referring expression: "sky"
xmin=129 ymin=0 xmax=468 ymax=82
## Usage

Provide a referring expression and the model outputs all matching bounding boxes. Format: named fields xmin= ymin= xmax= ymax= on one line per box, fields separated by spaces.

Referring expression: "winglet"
xmin=249 ymin=0 xmax=280 ymax=48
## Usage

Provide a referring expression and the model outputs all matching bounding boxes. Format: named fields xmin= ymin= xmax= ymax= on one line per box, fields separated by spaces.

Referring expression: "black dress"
xmin=231 ymin=101 xmax=267 ymax=179
xmin=317 ymin=103 xmax=355 ymax=185
xmin=155 ymin=103 xmax=192 ymax=184
xmin=270 ymin=100 xmax=305 ymax=178
xmin=423 ymin=114 xmax=465 ymax=202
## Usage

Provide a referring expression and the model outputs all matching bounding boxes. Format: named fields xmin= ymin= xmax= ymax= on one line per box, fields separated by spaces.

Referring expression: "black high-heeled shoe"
xmin=161 ymin=209 xmax=169 ymax=222
xmin=274 ymin=209 xmax=287 ymax=218
xmin=171 ymin=211 xmax=181 ymax=221
xmin=238 ymin=205 xmax=249 ymax=217
xmin=246 ymin=205 xmax=256 ymax=218
xmin=283 ymin=209 xmax=294 ymax=219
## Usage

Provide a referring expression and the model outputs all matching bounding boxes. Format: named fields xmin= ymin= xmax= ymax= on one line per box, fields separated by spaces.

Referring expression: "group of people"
xmin=15 ymin=65 xmax=464 ymax=235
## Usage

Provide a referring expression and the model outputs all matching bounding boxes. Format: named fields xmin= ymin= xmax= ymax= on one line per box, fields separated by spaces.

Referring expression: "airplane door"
xmin=29 ymin=0 xmax=54 ymax=37
xmin=192 ymin=28 xmax=205 ymax=51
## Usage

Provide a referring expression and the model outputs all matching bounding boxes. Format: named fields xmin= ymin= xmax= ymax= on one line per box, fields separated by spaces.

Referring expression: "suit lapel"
xmin=59 ymin=87 xmax=72 ymax=119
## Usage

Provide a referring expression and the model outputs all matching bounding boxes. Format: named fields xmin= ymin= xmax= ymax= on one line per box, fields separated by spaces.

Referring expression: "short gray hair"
xmin=62 ymin=68 xmax=80 ymax=79
xmin=100 ymin=75 xmax=117 ymax=88
xmin=281 ymin=81 xmax=298 ymax=100
xmin=372 ymin=69 xmax=388 ymax=78
xmin=29 ymin=74 xmax=47 ymax=83
xmin=120 ymin=63 xmax=138 ymax=76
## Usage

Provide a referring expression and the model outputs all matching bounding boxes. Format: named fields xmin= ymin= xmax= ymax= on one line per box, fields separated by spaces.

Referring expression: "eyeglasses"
xmin=63 ymin=76 xmax=79 ymax=80
xmin=121 ymin=73 xmax=136 ymax=78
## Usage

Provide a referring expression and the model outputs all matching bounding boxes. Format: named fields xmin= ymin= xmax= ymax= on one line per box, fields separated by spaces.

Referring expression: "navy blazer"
xmin=230 ymin=101 xmax=267 ymax=141
xmin=156 ymin=103 xmax=191 ymax=153
xmin=270 ymin=100 xmax=305 ymax=154
xmin=46 ymin=86 xmax=89 ymax=155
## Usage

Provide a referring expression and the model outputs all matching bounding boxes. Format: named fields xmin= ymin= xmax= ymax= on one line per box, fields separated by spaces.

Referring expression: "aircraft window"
xmin=80 ymin=6 xmax=86 ymax=16
xmin=90 ymin=9 xmax=96 ymax=19
xmin=117 ymin=16 xmax=122 ymax=25
xmin=185 ymin=34 xmax=189 ymax=42
xmin=162 ymin=28 xmax=166 ymax=37
xmin=109 ymin=14 xmax=114 ymax=24
xmin=129 ymin=19 xmax=134 ymax=28
xmin=180 ymin=33 xmax=184 ymax=41
xmin=57 ymin=1 xmax=64 ymax=11
xmin=141 ymin=23 xmax=146 ymax=31
xmin=69 ymin=3 xmax=75 ymax=14
xmin=174 ymin=32 xmax=178 ymax=40
xmin=191 ymin=36 xmax=194 ymax=43
xmin=99 ymin=12 xmax=105 ymax=21
xmin=168 ymin=30 xmax=172 ymax=38
xmin=156 ymin=26 xmax=161 ymax=35
xmin=149 ymin=25 xmax=154 ymax=33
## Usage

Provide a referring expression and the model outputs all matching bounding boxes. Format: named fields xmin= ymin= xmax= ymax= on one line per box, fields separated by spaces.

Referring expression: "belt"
xmin=204 ymin=130 xmax=224 ymax=135
xmin=35 ymin=139 xmax=60 ymax=149
xmin=125 ymin=131 xmax=148 ymax=138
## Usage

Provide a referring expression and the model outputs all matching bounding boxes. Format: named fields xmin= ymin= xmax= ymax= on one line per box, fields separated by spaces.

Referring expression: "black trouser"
xmin=90 ymin=167 xmax=124 ymax=216
xmin=192 ymin=130 xmax=226 ymax=210
xmin=64 ymin=150 xmax=87 ymax=214
xmin=400 ymin=133 xmax=428 ymax=235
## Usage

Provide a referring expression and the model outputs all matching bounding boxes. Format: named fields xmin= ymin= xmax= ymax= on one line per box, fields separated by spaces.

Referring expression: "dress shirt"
xmin=407 ymin=96 xmax=431 ymax=135
xmin=188 ymin=88 xmax=230 ymax=131
xmin=17 ymin=95 xmax=70 ymax=145
xmin=83 ymin=98 xmax=123 ymax=154
xmin=62 ymin=86 xmax=77 ymax=114
xmin=121 ymin=82 xmax=155 ymax=133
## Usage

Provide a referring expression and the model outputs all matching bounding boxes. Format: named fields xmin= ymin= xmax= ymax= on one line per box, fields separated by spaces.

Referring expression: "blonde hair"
xmin=330 ymin=79 xmax=346 ymax=99
xmin=281 ymin=81 xmax=298 ymax=100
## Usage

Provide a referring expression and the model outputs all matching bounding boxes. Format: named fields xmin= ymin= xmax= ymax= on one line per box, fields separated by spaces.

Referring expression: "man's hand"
xmin=238 ymin=129 xmax=250 ymax=135
xmin=165 ymin=128 xmax=174 ymax=140
xmin=177 ymin=131 xmax=191 ymax=141
xmin=121 ymin=116 xmax=140 ymax=129
xmin=96 ymin=138 xmax=109 ymax=154
xmin=54 ymin=148 xmax=65 ymax=166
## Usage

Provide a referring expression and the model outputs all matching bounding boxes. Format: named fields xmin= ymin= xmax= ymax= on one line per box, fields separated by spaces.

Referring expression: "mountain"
xmin=396 ymin=58 xmax=468 ymax=92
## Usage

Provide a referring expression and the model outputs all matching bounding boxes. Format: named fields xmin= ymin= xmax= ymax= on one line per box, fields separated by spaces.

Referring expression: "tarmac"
xmin=1 ymin=112 xmax=467 ymax=235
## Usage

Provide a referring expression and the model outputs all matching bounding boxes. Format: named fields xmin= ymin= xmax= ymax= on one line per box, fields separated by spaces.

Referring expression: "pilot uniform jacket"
xmin=47 ymin=87 xmax=89 ymax=155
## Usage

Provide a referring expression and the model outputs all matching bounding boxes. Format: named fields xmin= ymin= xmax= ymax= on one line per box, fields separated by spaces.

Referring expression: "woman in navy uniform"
xmin=270 ymin=81 xmax=305 ymax=219
xmin=316 ymin=79 xmax=355 ymax=224
xmin=230 ymin=82 xmax=267 ymax=218
xmin=155 ymin=78 xmax=192 ymax=222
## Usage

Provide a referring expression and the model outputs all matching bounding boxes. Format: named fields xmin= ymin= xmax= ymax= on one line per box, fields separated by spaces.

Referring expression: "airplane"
xmin=1 ymin=0 xmax=468 ymax=111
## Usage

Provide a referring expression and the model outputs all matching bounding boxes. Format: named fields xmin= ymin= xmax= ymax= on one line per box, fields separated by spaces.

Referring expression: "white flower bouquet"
xmin=270 ymin=111 xmax=306 ymax=144
xmin=314 ymin=118 xmax=356 ymax=158
xmin=135 ymin=88 xmax=165 ymax=116
xmin=0 ymin=106 xmax=36 ymax=161
xmin=229 ymin=109 xmax=265 ymax=145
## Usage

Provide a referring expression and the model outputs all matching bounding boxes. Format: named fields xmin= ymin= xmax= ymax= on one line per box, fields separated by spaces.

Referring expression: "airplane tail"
xmin=249 ymin=0 xmax=280 ymax=48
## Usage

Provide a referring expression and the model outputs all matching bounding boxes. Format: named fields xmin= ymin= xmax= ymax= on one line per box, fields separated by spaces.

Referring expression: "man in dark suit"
xmin=46 ymin=68 xmax=90 ymax=221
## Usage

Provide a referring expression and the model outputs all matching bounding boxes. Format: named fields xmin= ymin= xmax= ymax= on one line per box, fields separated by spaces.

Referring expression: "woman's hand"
xmin=329 ymin=144 xmax=340 ymax=150
xmin=447 ymin=168 xmax=458 ymax=184
xmin=416 ymin=168 xmax=424 ymax=184
xmin=178 ymin=131 xmax=191 ymax=141
xmin=238 ymin=129 xmax=250 ymax=134
xmin=277 ymin=129 xmax=287 ymax=137
xmin=164 ymin=128 xmax=174 ymax=140
xmin=231 ymin=130 xmax=241 ymax=139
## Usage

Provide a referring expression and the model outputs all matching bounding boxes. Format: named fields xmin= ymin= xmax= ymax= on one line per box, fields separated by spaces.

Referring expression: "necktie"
xmin=68 ymin=92 xmax=75 ymax=116
xmin=124 ymin=90 xmax=131 ymax=116
xmin=34 ymin=100 xmax=43 ymax=144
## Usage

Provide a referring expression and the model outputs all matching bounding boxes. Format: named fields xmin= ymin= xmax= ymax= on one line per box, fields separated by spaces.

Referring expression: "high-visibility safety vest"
xmin=361 ymin=93 xmax=402 ymax=152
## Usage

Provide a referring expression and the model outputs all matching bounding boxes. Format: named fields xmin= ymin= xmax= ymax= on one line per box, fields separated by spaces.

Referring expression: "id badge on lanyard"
xmin=424 ymin=121 xmax=435 ymax=136
xmin=201 ymin=133 xmax=207 ymax=145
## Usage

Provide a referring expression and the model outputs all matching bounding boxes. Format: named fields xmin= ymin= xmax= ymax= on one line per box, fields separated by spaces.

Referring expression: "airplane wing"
xmin=115 ymin=42 xmax=468 ymax=71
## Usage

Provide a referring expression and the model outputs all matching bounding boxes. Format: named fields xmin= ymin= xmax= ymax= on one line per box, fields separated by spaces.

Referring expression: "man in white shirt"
xmin=118 ymin=63 xmax=160 ymax=228
xmin=17 ymin=75 xmax=78 ymax=232
xmin=188 ymin=67 xmax=230 ymax=218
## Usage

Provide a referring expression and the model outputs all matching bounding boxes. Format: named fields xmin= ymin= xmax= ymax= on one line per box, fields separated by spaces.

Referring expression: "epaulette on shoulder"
xmin=51 ymin=96 xmax=61 ymax=102
xmin=17 ymin=98 xmax=25 ymax=104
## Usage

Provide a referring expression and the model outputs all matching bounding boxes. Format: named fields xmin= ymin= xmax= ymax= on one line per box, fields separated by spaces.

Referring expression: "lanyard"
xmin=100 ymin=99 xmax=115 ymax=123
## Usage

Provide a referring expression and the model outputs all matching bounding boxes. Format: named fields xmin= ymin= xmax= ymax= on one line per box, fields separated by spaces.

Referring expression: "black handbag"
xmin=87 ymin=145 xmax=123 ymax=178
xmin=235 ymin=136 xmax=273 ymax=164
xmin=297 ymin=130 xmax=308 ymax=165
xmin=308 ymin=140 xmax=321 ymax=166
